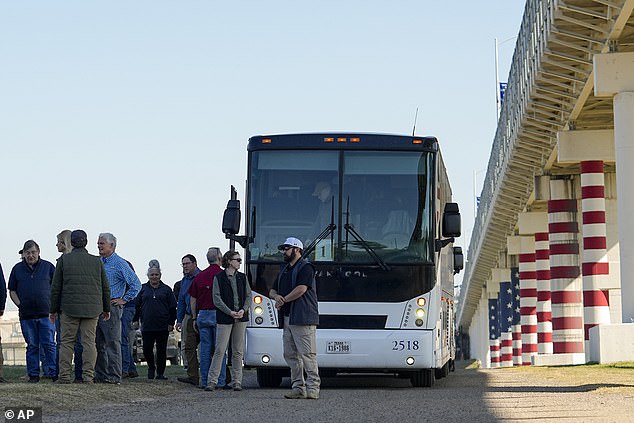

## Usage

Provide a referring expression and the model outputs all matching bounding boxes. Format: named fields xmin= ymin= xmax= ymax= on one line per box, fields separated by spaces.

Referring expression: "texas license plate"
xmin=326 ymin=341 xmax=351 ymax=354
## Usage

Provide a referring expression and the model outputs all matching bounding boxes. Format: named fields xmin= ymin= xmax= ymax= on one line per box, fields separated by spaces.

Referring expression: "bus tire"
xmin=410 ymin=369 xmax=434 ymax=388
xmin=435 ymin=362 xmax=449 ymax=379
xmin=256 ymin=368 xmax=283 ymax=388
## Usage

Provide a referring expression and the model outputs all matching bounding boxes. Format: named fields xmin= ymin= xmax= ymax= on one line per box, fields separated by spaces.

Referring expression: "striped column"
xmin=549 ymin=178 xmax=584 ymax=356
xmin=580 ymin=160 xmax=611 ymax=348
xmin=511 ymin=267 xmax=523 ymax=366
xmin=489 ymin=297 xmax=500 ymax=368
xmin=535 ymin=231 xmax=553 ymax=354
xmin=519 ymin=237 xmax=538 ymax=365
xmin=498 ymin=270 xmax=514 ymax=368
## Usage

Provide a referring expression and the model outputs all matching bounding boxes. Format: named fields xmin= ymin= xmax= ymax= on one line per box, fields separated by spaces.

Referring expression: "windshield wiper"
xmin=303 ymin=195 xmax=336 ymax=260
xmin=343 ymin=197 xmax=390 ymax=271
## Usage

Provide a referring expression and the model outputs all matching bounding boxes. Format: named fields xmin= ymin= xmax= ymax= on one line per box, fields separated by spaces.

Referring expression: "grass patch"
xmin=0 ymin=365 xmax=191 ymax=414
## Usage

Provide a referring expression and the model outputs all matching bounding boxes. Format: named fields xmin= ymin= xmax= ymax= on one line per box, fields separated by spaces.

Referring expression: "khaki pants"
xmin=283 ymin=316 xmax=321 ymax=394
xmin=207 ymin=321 xmax=247 ymax=388
xmin=59 ymin=313 xmax=99 ymax=382
xmin=182 ymin=314 xmax=199 ymax=382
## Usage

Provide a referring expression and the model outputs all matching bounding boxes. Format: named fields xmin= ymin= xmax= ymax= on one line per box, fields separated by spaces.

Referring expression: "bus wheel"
xmin=435 ymin=362 xmax=449 ymax=379
xmin=410 ymin=369 xmax=434 ymax=388
xmin=257 ymin=368 xmax=283 ymax=388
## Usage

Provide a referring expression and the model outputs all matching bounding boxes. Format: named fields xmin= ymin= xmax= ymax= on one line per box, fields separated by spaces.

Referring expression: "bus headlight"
xmin=415 ymin=308 xmax=425 ymax=318
xmin=254 ymin=306 xmax=263 ymax=315
xmin=417 ymin=297 xmax=426 ymax=306
xmin=415 ymin=319 xmax=424 ymax=327
xmin=406 ymin=357 xmax=415 ymax=365
xmin=255 ymin=317 xmax=263 ymax=325
xmin=254 ymin=295 xmax=263 ymax=304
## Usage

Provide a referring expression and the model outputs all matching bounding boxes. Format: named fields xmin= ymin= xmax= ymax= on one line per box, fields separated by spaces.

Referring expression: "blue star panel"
xmin=488 ymin=298 xmax=500 ymax=339
xmin=511 ymin=266 xmax=521 ymax=326
xmin=499 ymin=280 xmax=513 ymax=333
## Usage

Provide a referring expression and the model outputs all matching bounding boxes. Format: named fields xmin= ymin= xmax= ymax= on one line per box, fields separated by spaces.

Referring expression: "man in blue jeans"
xmin=189 ymin=247 xmax=228 ymax=389
xmin=8 ymin=240 xmax=57 ymax=382
xmin=121 ymin=301 xmax=138 ymax=378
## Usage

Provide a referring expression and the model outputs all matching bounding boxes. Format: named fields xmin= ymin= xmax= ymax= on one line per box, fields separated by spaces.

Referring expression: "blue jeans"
xmin=120 ymin=303 xmax=137 ymax=374
xmin=21 ymin=317 xmax=57 ymax=378
xmin=197 ymin=310 xmax=226 ymax=387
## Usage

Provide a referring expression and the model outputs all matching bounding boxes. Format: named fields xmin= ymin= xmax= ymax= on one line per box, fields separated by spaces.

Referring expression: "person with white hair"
xmin=96 ymin=232 xmax=142 ymax=384
xmin=134 ymin=260 xmax=177 ymax=380
xmin=189 ymin=247 xmax=229 ymax=390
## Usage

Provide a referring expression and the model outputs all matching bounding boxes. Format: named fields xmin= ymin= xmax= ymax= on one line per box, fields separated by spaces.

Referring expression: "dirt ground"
xmin=1 ymin=362 xmax=633 ymax=422
xmin=479 ymin=363 xmax=634 ymax=422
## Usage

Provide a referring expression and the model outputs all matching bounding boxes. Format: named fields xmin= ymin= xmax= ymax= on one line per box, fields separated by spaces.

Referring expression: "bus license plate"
xmin=326 ymin=341 xmax=350 ymax=354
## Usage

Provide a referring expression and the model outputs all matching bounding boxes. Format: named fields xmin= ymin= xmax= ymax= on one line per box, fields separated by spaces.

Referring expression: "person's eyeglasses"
xmin=231 ymin=258 xmax=242 ymax=263
xmin=281 ymin=246 xmax=292 ymax=252
xmin=181 ymin=262 xmax=193 ymax=267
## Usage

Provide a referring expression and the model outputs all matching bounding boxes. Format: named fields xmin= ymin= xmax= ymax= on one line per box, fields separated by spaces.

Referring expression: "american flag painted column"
xmin=549 ymin=178 xmax=584 ymax=357
xmin=498 ymin=269 xmax=514 ymax=367
xmin=535 ymin=231 xmax=553 ymax=354
xmin=488 ymin=296 xmax=501 ymax=368
xmin=511 ymin=267 xmax=522 ymax=366
xmin=580 ymin=160 xmax=611 ymax=353
xmin=519 ymin=236 xmax=538 ymax=365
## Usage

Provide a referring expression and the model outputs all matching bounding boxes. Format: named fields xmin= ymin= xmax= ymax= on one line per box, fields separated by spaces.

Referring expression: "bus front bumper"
xmin=245 ymin=327 xmax=435 ymax=370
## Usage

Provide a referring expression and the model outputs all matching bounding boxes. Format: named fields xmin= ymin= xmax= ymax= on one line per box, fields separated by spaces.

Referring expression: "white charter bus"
xmin=222 ymin=133 xmax=463 ymax=387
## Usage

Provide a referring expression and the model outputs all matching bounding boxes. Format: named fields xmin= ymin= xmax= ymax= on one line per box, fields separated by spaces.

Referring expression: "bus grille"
xmin=318 ymin=315 xmax=387 ymax=329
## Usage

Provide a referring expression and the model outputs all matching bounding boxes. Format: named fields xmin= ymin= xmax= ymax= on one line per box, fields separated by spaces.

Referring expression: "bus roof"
xmin=247 ymin=133 xmax=438 ymax=152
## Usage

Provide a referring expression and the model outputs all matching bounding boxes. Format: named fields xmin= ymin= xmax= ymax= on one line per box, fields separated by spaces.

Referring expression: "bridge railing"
xmin=461 ymin=0 xmax=554 ymax=317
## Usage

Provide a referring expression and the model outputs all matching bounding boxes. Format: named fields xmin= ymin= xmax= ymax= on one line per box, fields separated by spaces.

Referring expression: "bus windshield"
xmin=248 ymin=149 xmax=434 ymax=264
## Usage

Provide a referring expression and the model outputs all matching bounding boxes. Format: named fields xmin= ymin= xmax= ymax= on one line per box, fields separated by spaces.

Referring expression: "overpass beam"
xmin=594 ymin=52 xmax=634 ymax=323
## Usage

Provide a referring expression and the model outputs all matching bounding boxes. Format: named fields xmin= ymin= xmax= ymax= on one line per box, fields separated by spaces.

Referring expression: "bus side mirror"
xmin=222 ymin=199 xmax=241 ymax=235
xmin=442 ymin=203 xmax=461 ymax=238
xmin=453 ymin=246 xmax=464 ymax=274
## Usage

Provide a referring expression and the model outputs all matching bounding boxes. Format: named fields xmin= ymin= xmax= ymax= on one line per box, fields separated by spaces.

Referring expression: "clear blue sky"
xmin=0 ymin=1 xmax=526 ymax=308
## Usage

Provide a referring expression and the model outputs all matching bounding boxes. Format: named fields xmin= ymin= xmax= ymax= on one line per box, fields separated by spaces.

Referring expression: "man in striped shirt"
xmin=96 ymin=233 xmax=141 ymax=384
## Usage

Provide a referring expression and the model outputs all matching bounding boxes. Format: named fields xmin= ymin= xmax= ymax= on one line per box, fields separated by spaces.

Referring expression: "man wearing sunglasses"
xmin=270 ymin=237 xmax=321 ymax=400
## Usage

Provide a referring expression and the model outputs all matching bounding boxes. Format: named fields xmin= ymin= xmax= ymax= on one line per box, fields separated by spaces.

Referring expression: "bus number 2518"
xmin=392 ymin=340 xmax=419 ymax=351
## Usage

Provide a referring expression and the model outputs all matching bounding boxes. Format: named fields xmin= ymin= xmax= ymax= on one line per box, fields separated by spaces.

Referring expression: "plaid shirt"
xmin=101 ymin=252 xmax=141 ymax=302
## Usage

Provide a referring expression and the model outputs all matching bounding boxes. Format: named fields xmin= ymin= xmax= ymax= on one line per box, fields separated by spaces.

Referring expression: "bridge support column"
xmin=487 ymin=279 xmax=501 ymax=368
xmin=580 ymin=161 xmax=611 ymax=359
xmin=506 ymin=238 xmax=522 ymax=366
xmin=535 ymin=231 xmax=553 ymax=355
xmin=519 ymin=236 xmax=537 ymax=365
xmin=546 ymin=178 xmax=585 ymax=364
xmin=493 ymin=268 xmax=514 ymax=367
xmin=519 ymin=212 xmax=552 ymax=356
xmin=595 ymin=53 xmax=634 ymax=324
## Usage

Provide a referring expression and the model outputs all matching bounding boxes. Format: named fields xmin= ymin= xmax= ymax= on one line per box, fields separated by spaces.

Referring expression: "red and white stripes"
xmin=580 ymin=161 xmax=611 ymax=343
xmin=489 ymin=339 xmax=500 ymax=368
xmin=500 ymin=332 xmax=513 ymax=367
xmin=549 ymin=179 xmax=584 ymax=355
xmin=519 ymin=239 xmax=538 ymax=365
xmin=512 ymin=326 xmax=522 ymax=366
xmin=535 ymin=232 xmax=553 ymax=354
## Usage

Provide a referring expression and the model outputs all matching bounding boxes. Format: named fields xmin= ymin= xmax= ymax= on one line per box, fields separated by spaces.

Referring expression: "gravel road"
xmin=43 ymin=364 xmax=634 ymax=423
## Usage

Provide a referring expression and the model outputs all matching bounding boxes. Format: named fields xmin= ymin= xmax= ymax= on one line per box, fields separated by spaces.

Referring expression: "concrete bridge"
xmin=456 ymin=0 xmax=634 ymax=367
